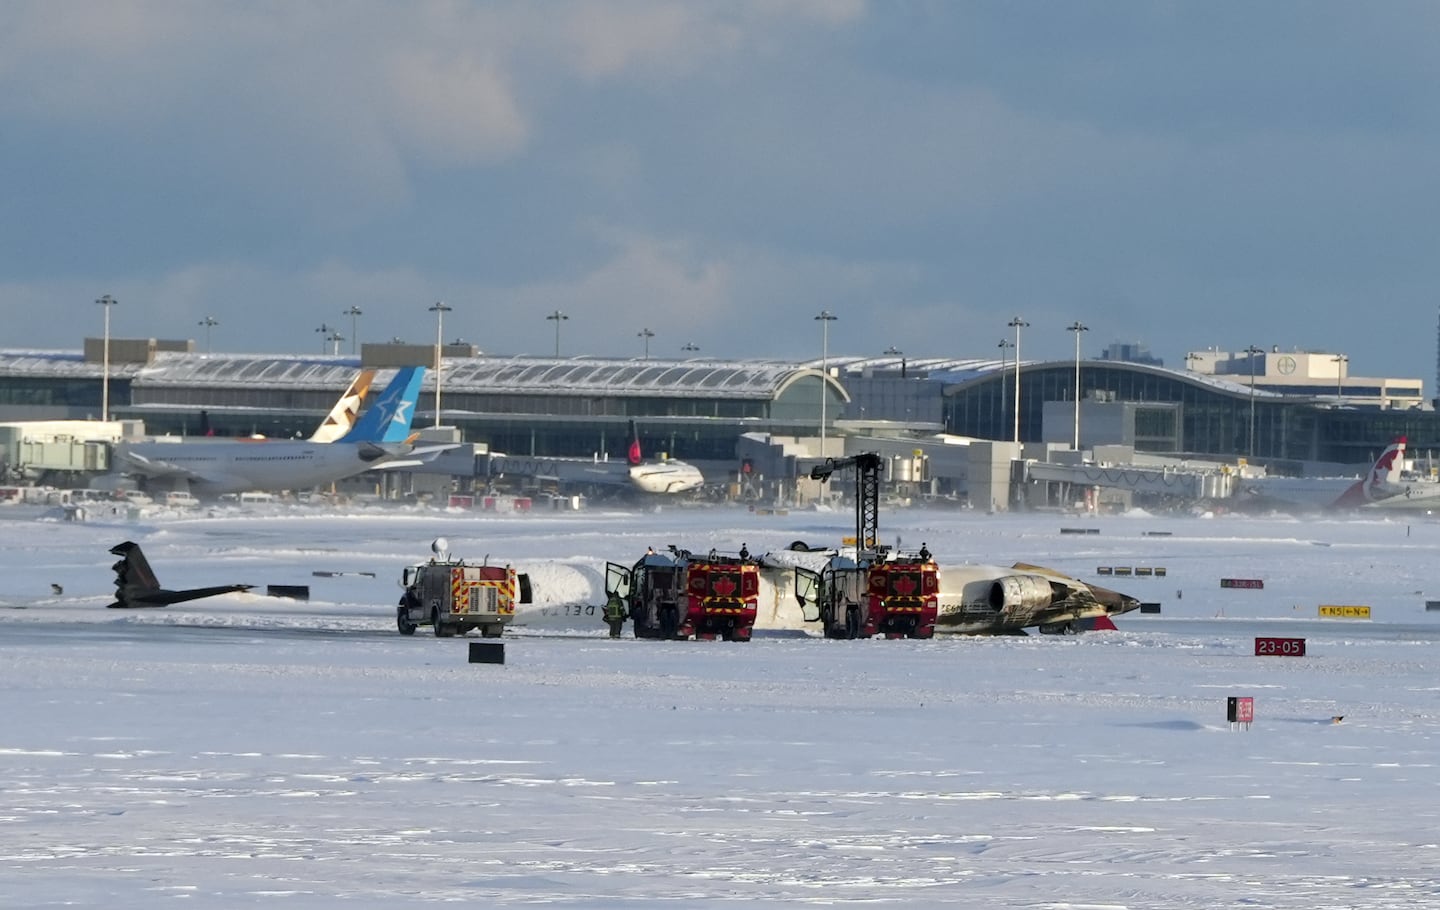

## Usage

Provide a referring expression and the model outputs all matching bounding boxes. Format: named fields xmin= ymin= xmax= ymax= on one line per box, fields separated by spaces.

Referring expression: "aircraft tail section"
xmin=1333 ymin=436 xmax=1407 ymax=508
xmin=107 ymin=540 xmax=252 ymax=608
xmin=110 ymin=540 xmax=162 ymax=595
xmin=628 ymin=419 xmax=643 ymax=466
xmin=338 ymin=366 xmax=425 ymax=444
xmin=311 ymin=370 xmax=376 ymax=442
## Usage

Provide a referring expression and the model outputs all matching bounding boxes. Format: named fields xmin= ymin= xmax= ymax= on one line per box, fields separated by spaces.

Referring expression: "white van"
xmin=165 ymin=491 xmax=201 ymax=509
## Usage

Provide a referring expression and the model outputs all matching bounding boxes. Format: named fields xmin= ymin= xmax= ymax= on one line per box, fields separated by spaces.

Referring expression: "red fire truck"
xmin=605 ymin=545 xmax=760 ymax=641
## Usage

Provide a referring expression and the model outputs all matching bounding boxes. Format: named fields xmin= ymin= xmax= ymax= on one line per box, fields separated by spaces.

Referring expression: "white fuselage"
xmin=628 ymin=459 xmax=705 ymax=494
xmin=118 ymin=439 xmax=404 ymax=496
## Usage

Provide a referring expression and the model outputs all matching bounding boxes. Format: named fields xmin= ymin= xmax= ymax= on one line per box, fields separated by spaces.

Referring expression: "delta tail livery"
xmin=116 ymin=367 xmax=427 ymax=496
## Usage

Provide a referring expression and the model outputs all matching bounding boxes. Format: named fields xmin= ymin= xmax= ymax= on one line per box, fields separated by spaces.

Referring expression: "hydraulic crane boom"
xmin=810 ymin=452 xmax=883 ymax=551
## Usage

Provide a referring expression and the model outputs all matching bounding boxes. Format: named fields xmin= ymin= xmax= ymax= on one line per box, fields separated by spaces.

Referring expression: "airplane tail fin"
xmin=1333 ymin=436 xmax=1407 ymax=507
xmin=627 ymin=419 xmax=642 ymax=466
xmin=310 ymin=370 xmax=376 ymax=442
xmin=337 ymin=366 xmax=425 ymax=444
xmin=109 ymin=541 xmax=161 ymax=607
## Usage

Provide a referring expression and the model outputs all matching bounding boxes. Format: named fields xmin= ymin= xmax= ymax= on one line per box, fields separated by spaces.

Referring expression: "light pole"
xmin=343 ymin=305 xmax=363 ymax=355
xmin=1332 ymin=353 xmax=1348 ymax=400
xmin=1067 ymin=321 xmax=1088 ymax=450
xmin=997 ymin=338 xmax=1013 ymax=437
xmin=815 ymin=310 xmax=837 ymax=456
xmin=315 ymin=323 xmax=334 ymax=354
xmin=429 ymin=301 xmax=452 ymax=428
xmin=1007 ymin=316 xmax=1029 ymax=445
xmin=681 ymin=342 xmax=699 ymax=354
xmin=96 ymin=294 xmax=117 ymax=421
xmin=546 ymin=310 xmax=568 ymax=358
xmin=638 ymin=327 xmax=654 ymax=360
xmin=197 ymin=315 xmax=218 ymax=354
xmin=1244 ymin=344 xmax=1264 ymax=457
xmin=327 ymin=330 xmax=344 ymax=356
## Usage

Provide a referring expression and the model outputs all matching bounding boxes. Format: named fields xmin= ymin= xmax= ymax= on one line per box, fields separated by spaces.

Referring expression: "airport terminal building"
xmin=0 ymin=340 xmax=1434 ymax=485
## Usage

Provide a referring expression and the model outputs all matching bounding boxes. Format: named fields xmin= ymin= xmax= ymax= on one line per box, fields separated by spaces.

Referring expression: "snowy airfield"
xmin=3 ymin=504 xmax=1440 ymax=908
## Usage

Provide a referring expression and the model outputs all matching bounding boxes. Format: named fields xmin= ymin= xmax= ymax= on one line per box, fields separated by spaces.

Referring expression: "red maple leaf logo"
xmin=891 ymin=574 xmax=918 ymax=596
xmin=711 ymin=574 xmax=737 ymax=597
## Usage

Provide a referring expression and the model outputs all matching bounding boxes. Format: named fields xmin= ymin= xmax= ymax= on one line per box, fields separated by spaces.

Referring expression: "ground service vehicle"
xmin=397 ymin=538 xmax=532 ymax=637
xmin=605 ymin=545 xmax=760 ymax=641
xmin=792 ymin=453 xmax=939 ymax=639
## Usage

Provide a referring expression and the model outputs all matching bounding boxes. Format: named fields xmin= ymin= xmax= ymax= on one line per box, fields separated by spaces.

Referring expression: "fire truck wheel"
xmin=396 ymin=608 xmax=417 ymax=635
xmin=431 ymin=607 xmax=451 ymax=637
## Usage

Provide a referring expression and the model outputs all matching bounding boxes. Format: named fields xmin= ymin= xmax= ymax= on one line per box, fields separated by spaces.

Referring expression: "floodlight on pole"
xmin=546 ymin=310 xmax=568 ymax=358
xmin=638 ymin=327 xmax=655 ymax=360
xmin=1244 ymin=345 xmax=1265 ymax=457
xmin=96 ymin=294 xmax=117 ymax=421
xmin=429 ymin=301 xmax=452 ymax=428
xmin=815 ymin=310 xmax=837 ymax=456
xmin=1332 ymin=354 xmax=1348 ymax=401
xmin=327 ymin=330 xmax=344 ymax=356
xmin=681 ymin=342 xmax=700 ymax=354
xmin=343 ymin=305 xmax=363 ymax=355
xmin=1067 ymin=321 xmax=1089 ymax=450
xmin=315 ymin=323 xmax=333 ymax=354
xmin=1007 ymin=316 xmax=1029 ymax=445
xmin=198 ymin=315 xmax=218 ymax=355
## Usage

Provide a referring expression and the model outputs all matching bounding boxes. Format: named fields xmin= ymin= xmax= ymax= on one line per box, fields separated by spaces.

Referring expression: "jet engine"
xmin=988 ymin=574 xmax=1059 ymax=612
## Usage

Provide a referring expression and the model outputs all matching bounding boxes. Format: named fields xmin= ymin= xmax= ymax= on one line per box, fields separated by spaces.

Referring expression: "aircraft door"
xmin=604 ymin=562 xmax=633 ymax=600
xmin=793 ymin=567 xmax=822 ymax=623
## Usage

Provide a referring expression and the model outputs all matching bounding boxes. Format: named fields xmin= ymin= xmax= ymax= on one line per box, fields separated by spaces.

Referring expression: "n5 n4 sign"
xmin=1254 ymin=637 xmax=1306 ymax=657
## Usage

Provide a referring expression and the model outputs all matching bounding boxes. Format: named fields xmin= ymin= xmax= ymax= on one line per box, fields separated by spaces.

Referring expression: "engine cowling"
xmin=988 ymin=574 xmax=1057 ymax=611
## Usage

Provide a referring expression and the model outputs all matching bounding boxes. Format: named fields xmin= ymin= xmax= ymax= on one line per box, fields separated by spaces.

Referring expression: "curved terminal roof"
xmin=441 ymin=356 xmax=829 ymax=400
xmin=827 ymin=354 xmax=1286 ymax=400
xmin=0 ymin=350 xmax=845 ymax=401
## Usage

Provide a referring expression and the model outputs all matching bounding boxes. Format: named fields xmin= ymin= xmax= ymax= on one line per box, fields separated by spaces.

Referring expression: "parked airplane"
xmin=1234 ymin=438 xmax=1407 ymax=511
xmin=114 ymin=366 xmax=427 ymax=496
xmin=107 ymin=541 xmax=251 ymax=608
xmin=488 ymin=421 xmax=705 ymax=495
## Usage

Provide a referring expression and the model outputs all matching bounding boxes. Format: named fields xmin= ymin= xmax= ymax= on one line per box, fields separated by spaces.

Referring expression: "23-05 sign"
xmin=1254 ymin=637 xmax=1306 ymax=657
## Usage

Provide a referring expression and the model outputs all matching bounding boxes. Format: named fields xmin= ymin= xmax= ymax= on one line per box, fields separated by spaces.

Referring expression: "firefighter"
xmin=603 ymin=591 xmax=628 ymax=638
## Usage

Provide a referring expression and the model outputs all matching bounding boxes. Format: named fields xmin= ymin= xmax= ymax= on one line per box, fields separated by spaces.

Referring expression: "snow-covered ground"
xmin=3 ymin=504 xmax=1440 ymax=907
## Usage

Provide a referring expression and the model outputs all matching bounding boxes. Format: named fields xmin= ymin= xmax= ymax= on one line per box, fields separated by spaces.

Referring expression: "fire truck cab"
xmin=605 ymin=545 xmax=759 ymax=641
xmin=794 ymin=546 xmax=939 ymax=639
xmin=397 ymin=538 xmax=531 ymax=637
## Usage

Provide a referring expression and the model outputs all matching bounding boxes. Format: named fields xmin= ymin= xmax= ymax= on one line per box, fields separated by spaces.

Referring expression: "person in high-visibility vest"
xmin=603 ymin=591 xmax=628 ymax=638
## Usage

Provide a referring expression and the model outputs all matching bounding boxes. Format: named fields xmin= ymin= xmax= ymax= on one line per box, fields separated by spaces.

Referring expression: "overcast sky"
xmin=3 ymin=2 xmax=1438 ymax=383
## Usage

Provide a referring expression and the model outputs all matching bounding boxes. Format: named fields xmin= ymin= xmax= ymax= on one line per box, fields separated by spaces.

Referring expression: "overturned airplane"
xmin=107 ymin=541 xmax=252 ymax=609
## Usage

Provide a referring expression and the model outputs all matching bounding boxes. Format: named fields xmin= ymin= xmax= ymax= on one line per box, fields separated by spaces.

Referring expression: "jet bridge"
xmin=1024 ymin=460 xmax=1235 ymax=502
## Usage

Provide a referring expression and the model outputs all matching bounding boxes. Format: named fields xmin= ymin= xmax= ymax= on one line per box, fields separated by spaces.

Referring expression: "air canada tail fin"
xmin=628 ymin=419 xmax=643 ymax=466
xmin=1333 ymin=436 xmax=1407 ymax=507
xmin=338 ymin=366 xmax=425 ymax=444
xmin=310 ymin=370 xmax=376 ymax=442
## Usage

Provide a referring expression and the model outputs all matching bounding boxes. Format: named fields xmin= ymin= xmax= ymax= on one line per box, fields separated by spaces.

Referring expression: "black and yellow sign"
xmin=1318 ymin=605 xmax=1371 ymax=619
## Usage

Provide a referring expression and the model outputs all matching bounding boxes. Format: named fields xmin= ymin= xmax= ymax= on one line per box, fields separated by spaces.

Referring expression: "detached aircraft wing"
xmin=107 ymin=541 xmax=252 ymax=609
